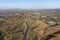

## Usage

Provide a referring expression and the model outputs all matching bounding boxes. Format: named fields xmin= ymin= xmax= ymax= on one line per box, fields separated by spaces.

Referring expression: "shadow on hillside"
xmin=0 ymin=31 xmax=4 ymax=40
xmin=44 ymin=31 xmax=60 ymax=40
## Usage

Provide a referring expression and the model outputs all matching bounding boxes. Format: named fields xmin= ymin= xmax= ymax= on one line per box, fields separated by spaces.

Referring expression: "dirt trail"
xmin=23 ymin=20 xmax=30 ymax=40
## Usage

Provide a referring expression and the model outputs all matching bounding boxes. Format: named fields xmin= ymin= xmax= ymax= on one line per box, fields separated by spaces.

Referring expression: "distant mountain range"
xmin=0 ymin=8 xmax=60 ymax=14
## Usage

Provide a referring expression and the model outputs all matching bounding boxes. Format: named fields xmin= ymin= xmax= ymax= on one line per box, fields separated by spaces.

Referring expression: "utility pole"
xmin=40 ymin=12 xmax=42 ymax=20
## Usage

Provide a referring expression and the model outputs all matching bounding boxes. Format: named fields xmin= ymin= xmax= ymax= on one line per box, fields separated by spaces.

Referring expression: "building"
xmin=48 ymin=21 xmax=57 ymax=26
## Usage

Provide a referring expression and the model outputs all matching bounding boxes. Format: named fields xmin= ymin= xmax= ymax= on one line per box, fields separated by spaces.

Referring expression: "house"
xmin=41 ymin=15 xmax=47 ymax=18
xmin=48 ymin=21 xmax=57 ymax=26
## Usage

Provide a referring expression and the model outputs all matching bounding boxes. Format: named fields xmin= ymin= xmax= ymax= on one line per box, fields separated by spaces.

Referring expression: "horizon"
xmin=0 ymin=0 xmax=60 ymax=9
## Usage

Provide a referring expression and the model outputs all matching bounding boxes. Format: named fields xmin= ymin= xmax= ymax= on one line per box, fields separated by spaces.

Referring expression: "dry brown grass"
xmin=0 ymin=13 xmax=60 ymax=40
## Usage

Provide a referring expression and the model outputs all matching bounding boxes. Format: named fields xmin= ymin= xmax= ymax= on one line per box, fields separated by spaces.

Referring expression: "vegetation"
xmin=0 ymin=9 xmax=60 ymax=40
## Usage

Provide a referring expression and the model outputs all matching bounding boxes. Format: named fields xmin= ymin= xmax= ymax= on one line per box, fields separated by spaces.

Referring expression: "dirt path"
xmin=23 ymin=20 xmax=30 ymax=40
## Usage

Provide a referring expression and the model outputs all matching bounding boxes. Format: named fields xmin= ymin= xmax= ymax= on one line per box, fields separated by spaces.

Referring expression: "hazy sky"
xmin=0 ymin=0 xmax=60 ymax=9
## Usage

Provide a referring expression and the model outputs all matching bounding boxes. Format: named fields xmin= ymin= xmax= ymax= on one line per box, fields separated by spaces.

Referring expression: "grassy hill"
xmin=0 ymin=13 xmax=60 ymax=40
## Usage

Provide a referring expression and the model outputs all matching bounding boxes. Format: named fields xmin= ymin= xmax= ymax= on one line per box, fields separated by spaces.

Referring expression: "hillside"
xmin=0 ymin=13 xmax=60 ymax=40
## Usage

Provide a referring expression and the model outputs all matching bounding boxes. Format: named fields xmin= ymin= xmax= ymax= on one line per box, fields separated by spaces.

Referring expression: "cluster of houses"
xmin=41 ymin=15 xmax=59 ymax=27
xmin=33 ymin=12 xmax=59 ymax=27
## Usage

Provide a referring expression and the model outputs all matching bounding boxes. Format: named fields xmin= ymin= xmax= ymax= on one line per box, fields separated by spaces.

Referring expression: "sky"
xmin=0 ymin=0 xmax=60 ymax=9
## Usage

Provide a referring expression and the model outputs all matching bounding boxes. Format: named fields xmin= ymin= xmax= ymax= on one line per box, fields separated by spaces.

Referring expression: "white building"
xmin=41 ymin=16 xmax=47 ymax=18
xmin=48 ymin=21 xmax=57 ymax=26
